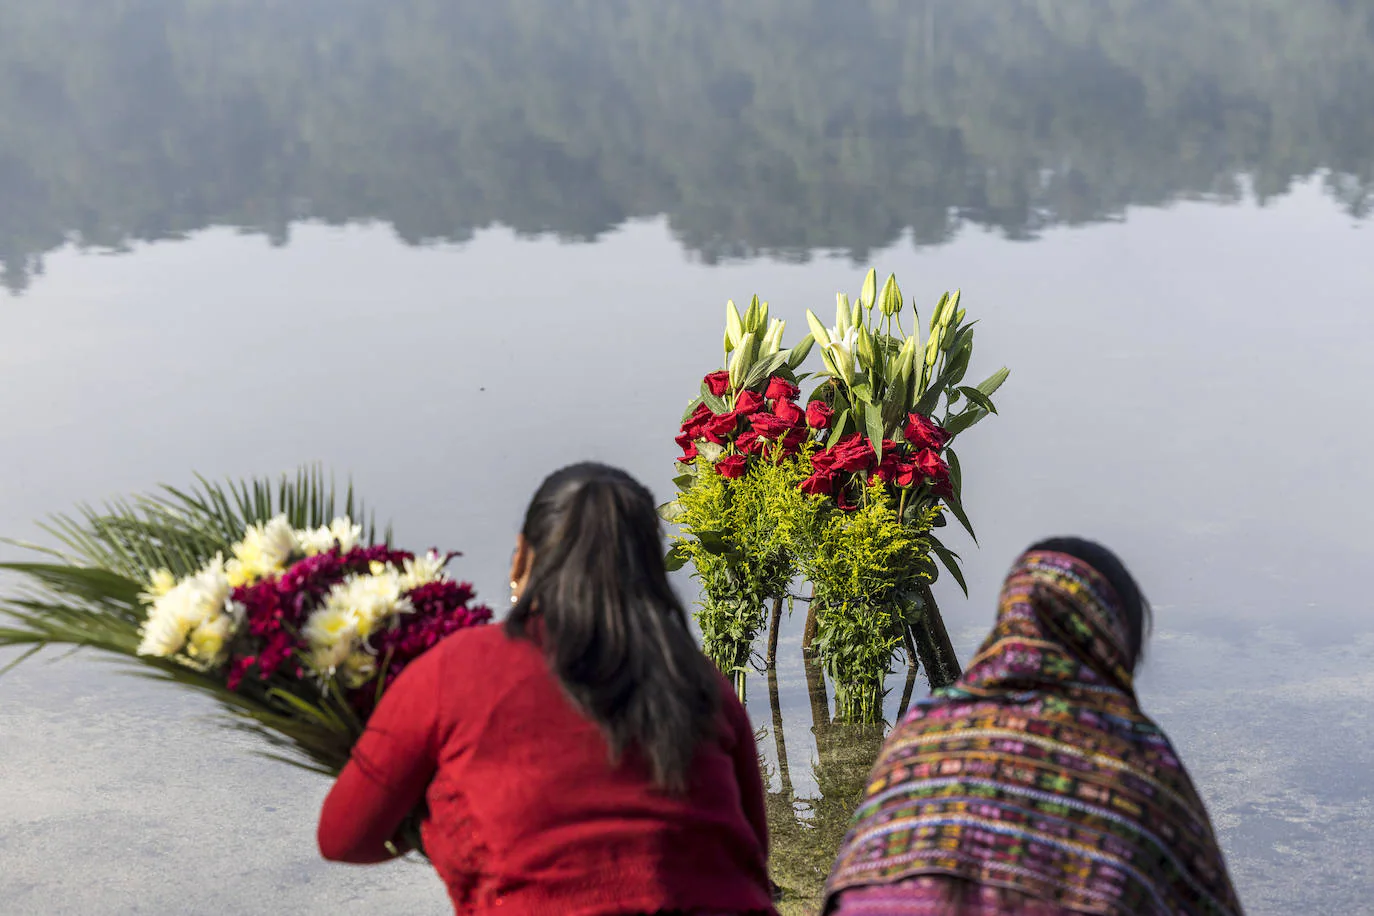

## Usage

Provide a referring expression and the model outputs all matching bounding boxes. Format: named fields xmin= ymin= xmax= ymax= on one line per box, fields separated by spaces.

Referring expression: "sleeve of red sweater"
xmin=317 ymin=647 xmax=443 ymax=864
xmin=723 ymin=688 xmax=770 ymax=859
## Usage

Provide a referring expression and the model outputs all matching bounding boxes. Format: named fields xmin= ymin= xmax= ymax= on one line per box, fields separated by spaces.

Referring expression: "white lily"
xmin=822 ymin=326 xmax=859 ymax=386
xmin=760 ymin=318 xmax=785 ymax=356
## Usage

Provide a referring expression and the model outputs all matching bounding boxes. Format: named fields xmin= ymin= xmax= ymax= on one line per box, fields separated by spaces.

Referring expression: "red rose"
xmin=736 ymin=430 xmax=766 ymax=455
xmin=834 ymin=433 xmax=876 ymax=472
xmin=798 ymin=470 xmax=835 ymax=496
xmin=893 ymin=460 xmax=918 ymax=488
xmin=913 ymin=448 xmax=949 ymax=481
xmin=682 ymin=403 xmax=713 ymax=437
xmin=704 ymin=371 xmax=731 ymax=397
xmin=773 ymin=399 xmax=805 ymax=428
xmin=806 ymin=401 xmax=834 ymax=430
xmin=904 ymin=412 xmax=949 ymax=451
xmin=782 ymin=428 xmax=808 ymax=452
xmin=871 ymin=452 xmax=900 ymax=484
xmin=765 ymin=376 xmax=800 ymax=402
xmin=811 ymin=449 xmax=838 ymax=473
xmin=750 ymin=413 xmax=793 ymax=439
xmin=716 ymin=454 xmax=747 ymax=479
xmin=705 ymin=411 xmax=739 ymax=442
xmin=679 ymin=441 xmax=699 ymax=462
xmin=734 ymin=389 xmax=766 ymax=415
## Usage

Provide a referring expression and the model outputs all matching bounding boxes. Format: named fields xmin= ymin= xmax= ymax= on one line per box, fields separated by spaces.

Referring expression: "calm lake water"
xmin=1 ymin=2 xmax=1372 ymax=913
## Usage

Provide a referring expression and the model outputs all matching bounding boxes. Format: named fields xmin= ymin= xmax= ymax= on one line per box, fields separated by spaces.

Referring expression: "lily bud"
xmin=729 ymin=331 xmax=758 ymax=388
xmin=762 ymin=318 xmax=785 ymax=356
xmin=835 ymin=293 xmax=852 ymax=336
xmin=743 ymin=295 xmax=762 ymax=334
xmin=930 ymin=291 xmax=949 ymax=333
xmin=879 ymin=273 xmax=902 ymax=317
xmin=856 ymin=325 xmax=876 ymax=371
xmin=725 ymin=300 xmax=744 ymax=352
xmin=897 ymin=335 xmax=918 ymax=378
xmin=806 ymin=309 xmax=832 ymax=347
xmin=859 ymin=268 xmax=877 ymax=312
xmin=786 ymin=334 xmax=816 ymax=370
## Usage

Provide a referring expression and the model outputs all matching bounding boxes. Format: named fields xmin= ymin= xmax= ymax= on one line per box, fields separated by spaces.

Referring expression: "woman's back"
xmin=320 ymin=623 xmax=774 ymax=915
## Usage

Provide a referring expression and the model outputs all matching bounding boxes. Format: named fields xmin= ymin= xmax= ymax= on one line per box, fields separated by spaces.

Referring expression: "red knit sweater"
xmin=317 ymin=624 xmax=776 ymax=915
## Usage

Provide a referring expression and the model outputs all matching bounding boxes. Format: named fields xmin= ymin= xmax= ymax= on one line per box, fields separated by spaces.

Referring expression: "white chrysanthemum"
xmin=227 ymin=515 xmax=299 ymax=586
xmin=187 ymin=614 xmax=234 ymax=669
xmin=136 ymin=555 xmax=232 ymax=658
xmin=328 ymin=571 xmax=412 ymax=638
xmin=137 ymin=609 xmax=189 ymax=657
xmin=398 ymin=550 xmax=448 ymax=592
xmin=298 ymin=517 xmax=363 ymax=556
xmin=139 ymin=568 xmax=178 ymax=605
xmin=303 ymin=605 xmax=357 ymax=673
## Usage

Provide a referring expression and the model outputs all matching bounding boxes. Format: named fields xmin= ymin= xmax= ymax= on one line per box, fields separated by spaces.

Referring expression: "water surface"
xmin=1 ymin=3 xmax=1371 ymax=913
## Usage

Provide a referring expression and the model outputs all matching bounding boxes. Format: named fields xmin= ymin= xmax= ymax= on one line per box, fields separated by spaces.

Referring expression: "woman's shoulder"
xmin=434 ymin=620 xmax=527 ymax=661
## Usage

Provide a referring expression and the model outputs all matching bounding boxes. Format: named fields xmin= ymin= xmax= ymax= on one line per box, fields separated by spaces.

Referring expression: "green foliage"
xmin=781 ymin=483 xmax=941 ymax=722
xmin=667 ymin=457 xmax=809 ymax=690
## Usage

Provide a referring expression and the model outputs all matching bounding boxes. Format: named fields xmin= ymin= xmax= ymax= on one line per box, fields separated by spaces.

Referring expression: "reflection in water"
xmin=762 ymin=658 xmax=892 ymax=910
xmin=1 ymin=0 xmax=1372 ymax=292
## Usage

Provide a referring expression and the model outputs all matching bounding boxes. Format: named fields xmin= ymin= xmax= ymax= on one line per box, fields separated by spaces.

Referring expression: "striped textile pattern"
xmin=823 ymin=551 xmax=1243 ymax=916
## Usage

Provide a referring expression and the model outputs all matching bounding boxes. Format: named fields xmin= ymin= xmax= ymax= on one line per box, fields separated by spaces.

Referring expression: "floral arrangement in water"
xmin=0 ymin=469 xmax=490 ymax=851
xmin=663 ymin=297 xmax=814 ymax=692
xmin=665 ymin=269 xmax=1008 ymax=721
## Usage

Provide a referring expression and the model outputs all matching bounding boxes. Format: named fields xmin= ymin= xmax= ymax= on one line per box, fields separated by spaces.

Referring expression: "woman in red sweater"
xmin=317 ymin=463 xmax=776 ymax=915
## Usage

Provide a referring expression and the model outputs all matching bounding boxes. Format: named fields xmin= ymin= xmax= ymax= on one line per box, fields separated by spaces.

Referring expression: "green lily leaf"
xmin=864 ymin=407 xmax=886 ymax=460
xmin=943 ymin=407 xmax=987 ymax=437
xmin=945 ymin=449 xmax=964 ymax=501
xmin=929 ymin=536 xmax=969 ymax=596
xmin=699 ymin=382 xmax=730 ymax=414
xmin=942 ymin=491 xmax=977 ymax=543
xmin=664 ymin=544 xmax=691 ymax=572
xmin=956 ymin=386 xmax=997 ymax=414
xmin=826 ymin=408 xmax=851 ymax=447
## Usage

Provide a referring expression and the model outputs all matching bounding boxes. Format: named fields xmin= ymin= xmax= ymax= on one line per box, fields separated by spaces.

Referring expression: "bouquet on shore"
xmin=664 ymin=270 xmax=1008 ymax=721
xmin=0 ymin=469 xmax=490 ymax=849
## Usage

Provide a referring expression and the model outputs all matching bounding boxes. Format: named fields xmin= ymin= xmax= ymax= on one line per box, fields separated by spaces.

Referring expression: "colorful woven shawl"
xmin=823 ymin=550 xmax=1243 ymax=916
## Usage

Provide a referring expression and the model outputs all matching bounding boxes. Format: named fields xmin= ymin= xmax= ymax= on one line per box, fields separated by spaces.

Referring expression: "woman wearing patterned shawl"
xmin=822 ymin=538 xmax=1243 ymax=916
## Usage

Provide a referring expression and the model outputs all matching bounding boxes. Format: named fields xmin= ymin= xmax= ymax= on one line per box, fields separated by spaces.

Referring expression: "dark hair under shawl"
xmin=823 ymin=548 xmax=1242 ymax=915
